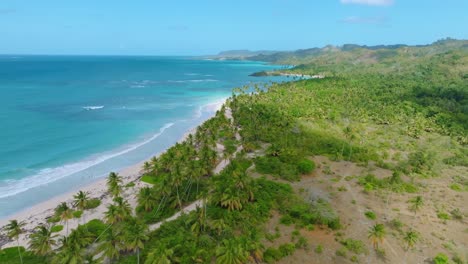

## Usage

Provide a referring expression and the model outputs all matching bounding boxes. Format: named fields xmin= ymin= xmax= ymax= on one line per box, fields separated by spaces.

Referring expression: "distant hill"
xmin=205 ymin=49 xmax=279 ymax=60
xmin=211 ymin=38 xmax=467 ymax=66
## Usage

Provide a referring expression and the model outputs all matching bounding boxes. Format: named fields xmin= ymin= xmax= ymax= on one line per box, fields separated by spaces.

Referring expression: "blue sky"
xmin=0 ymin=0 xmax=467 ymax=55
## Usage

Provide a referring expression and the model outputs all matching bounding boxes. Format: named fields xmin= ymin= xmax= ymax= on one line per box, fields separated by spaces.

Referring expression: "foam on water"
xmin=0 ymin=123 xmax=174 ymax=199
xmin=83 ymin=105 xmax=104 ymax=110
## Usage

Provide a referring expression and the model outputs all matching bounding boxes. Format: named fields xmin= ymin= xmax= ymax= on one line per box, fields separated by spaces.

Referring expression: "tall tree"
xmin=56 ymin=202 xmax=74 ymax=237
xmin=123 ymin=218 xmax=149 ymax=264
xmin=4 ymin=219 xmax=26 ymax=264
xmin=97 ymin=227 xmax=123 ymax=264
xmin=28 ymin=224 xmax=57 ymax=256
xmin=137 ymin=187 xmax=156 ymax=212
xmin=107 ymin=172 xmax=123 ymax=198
xmin=73 ymin=190 xmax=90 ymax=224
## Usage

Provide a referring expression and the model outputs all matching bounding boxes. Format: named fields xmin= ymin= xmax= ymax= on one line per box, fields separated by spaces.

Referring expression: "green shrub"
xmin=278 ymin=243 xmax=296 ymax=257
xmin=46 ymin=215 xmax=60 ymax=223
xmin=264 ymin=247 xmax=283 ymax=263
xmin=280 ymin=215 xmax=294 ymax=226
xmin=50 ymin=225 xmax=63 ymax=233
xmin=365 ymin=211 xmax=377 ymax=220
xmin=295 ymin=236 xmax=308 ymax=249
xmin=84 ymin=198 xmax=101 ymax=210
xmin=449 ymin=183 xmax=462 ymax=191
xmin=341 ymin=238 xmax=367 ymax=254
xmin=336 ymin=248 xmax=347 ymax=257
xmin=433 ymin=253 xmax=449 ymax=264
xmin=315 ymin=244 xmax=323 ymax=254
xmin=141 ymin=175 xmax=159 ymax=184
xmin=297 ymin=159 xmax=316 ymax=174
xmin=390 ymin=218 xmax=403 ymax=230
xmin=125 ymin=182 xmax=135 ymax=188
xmin=73 ymin=210 xmax=83 ymax=218
xmin=0 ymin=247 xmax=47 ymax=264
xmin=450 ymin=208 xmax=463 ymax=220
xmin=437 ymin=212 xmax=451 ymax=220
xmin=82 ymin=219 xmax=107 ymax=237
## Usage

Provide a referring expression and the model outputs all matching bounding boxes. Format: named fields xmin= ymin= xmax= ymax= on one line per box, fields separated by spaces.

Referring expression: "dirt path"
xmin=149 ymin=107 xmax=241 ymax=231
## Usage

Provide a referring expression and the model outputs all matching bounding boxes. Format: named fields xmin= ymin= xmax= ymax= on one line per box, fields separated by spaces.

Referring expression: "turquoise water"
xmin=0 ymin=56 xmax=283 ymax=217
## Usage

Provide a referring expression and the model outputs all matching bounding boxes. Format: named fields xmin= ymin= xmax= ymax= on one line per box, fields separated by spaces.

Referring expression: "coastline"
xmin=0 ymin=98 xmax=226 ymax=248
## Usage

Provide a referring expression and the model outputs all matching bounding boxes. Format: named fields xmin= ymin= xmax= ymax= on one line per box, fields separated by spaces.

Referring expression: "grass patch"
xmin=364 ymin=211 xmax=377 ymax=220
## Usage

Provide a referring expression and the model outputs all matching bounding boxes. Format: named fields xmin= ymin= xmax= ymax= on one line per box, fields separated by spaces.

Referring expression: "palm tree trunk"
xmin=176 ymin=186 xmax=182 ymax=209
xmin=17 ymin=238 xmax=23 ymax=264
xmin=137 ymin=248 xmax=140 ymax=264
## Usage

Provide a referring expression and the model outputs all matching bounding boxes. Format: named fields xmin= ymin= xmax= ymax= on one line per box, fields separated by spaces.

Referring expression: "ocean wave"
xmin=83 ymin=106 xmax=104 ymax=110
xmin=168 ymin=79 xmax=218 ymax=83
xmin=194 ymin=98 xmax=227 ymax=119
xmin=0 ymin=123 xmax=174 ymax=199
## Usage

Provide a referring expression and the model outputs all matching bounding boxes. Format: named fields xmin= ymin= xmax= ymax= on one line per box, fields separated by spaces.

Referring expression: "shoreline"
xmin=0 ymin=98 xmax=226 ymax=248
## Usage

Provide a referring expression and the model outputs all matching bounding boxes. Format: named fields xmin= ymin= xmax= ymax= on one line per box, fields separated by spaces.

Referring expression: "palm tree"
xmin=97 ymin=227 xmax=123 ymax=264
xmin=368 ymin=223 xmax=386 ymax=249
xmin=52 ymin=236 xmax=85 ymax=264
xmin=216 ymin=239 xmax=249 ymax=264
xmin=53 ymin=226 xmax=93 ymax=264
xmin=143 ymin=161 xmax=152 ymax=174
xmin=56 ymin=202 xmax=73 ymax=237
xmin=73 ymin=190 xmax=90 ymax=224
xmin=28 ymin=224 xmax=57 ymax=256
xmin=4 ymin=219 xmax=26 ymax=264
xmin=104 ymin=204 xmax=121 ymax=224
xmin=403 ymin=230 xmax=419 ymax=251
xmin=107 ymin=172 xmax=123 ymax=198
xmin=218 ymin=188 xmax=244 ymax=211
xmin=123 ymin=218 xmax=149 ymax=264
xmin=138 ymin=187 xmax=156 ymax=212
xmin=113 ymin=196 xmax=132 ymax=218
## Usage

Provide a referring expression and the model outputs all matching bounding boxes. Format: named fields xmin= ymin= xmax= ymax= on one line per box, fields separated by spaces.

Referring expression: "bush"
xmin=82 ymin=219 xmax=107 ymax=237
xmin=264 ymin=248 xmax=283 ymax=263
xmin=84 ymin=198 xmax=101 ymax=210
xmin=141 ymin=175 xmax=159 ymax=184
xmin=297 ymin=159 xmax=316 ymax=174
xmin=390 ymin=218 xmax=403 ymax=230
xmin=46 ymin=215 xmax=60 ymax=223
xmin=125 ymin=182 xmax=135 ymax=188
xmin=278 ymin=243 xmax=296 ymax=257
xmin=280 ymin=215 xmax=294 ymax=226
xmin=341 ymin=238 xmax=367 ymax=254
xmin=50 ymin=225 xmax=63 ymax=233
xmin=365 ymin=211 xmax=377 ymax=220
xmin=336 ymin=248 xmax=347 ymax=257
xmin=433 ymin=253 xmax=449 ymax=264
xmin=315 ymin=244 xmax=323 ymax=254
xmin=0 ymin=247 xmax=47 ymax=264
xmin=73 ymin=210 xmax=83 ymax=218
xmin=437 ymin=212 xmax=451 ymax=220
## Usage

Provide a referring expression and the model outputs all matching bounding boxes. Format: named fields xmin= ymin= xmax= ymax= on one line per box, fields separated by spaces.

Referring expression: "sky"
xmin=0 ymin=0 xmax=467 ymax=55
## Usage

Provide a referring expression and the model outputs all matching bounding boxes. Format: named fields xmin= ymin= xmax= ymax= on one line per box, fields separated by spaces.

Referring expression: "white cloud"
xmin=340 ymin=0 xmax=394 ymax=6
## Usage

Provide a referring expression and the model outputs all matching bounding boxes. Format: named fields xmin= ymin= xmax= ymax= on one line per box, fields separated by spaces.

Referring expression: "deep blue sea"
xmin=0 ymin=56 xmax=284 ymax=217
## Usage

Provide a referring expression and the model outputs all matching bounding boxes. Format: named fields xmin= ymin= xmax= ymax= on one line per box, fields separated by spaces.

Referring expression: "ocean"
xmin=0 ymin=55 xmax=284 ymax=217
